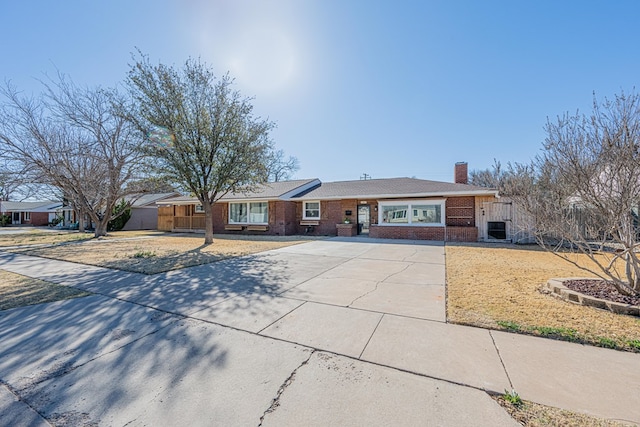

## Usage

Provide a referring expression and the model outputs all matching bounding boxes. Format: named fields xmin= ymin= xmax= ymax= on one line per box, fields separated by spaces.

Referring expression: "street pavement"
xmin=0 ymin=237 xmax=638 ymax=426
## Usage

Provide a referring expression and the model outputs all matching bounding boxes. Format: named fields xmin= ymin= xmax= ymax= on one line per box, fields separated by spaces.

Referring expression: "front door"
xmin=12 ymin=212 xmax=20 ymax=224
xmin=358 ymin=205 xmax=370 ymax=235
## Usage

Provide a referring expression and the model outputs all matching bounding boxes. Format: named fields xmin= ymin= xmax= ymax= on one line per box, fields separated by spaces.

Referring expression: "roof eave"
xmin=295 ymin=189 xmax=499 ymax=200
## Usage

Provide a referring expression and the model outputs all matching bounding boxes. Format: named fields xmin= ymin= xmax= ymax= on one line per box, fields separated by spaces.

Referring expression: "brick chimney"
xmin=454 ymin=162 xmax=468 ymax=184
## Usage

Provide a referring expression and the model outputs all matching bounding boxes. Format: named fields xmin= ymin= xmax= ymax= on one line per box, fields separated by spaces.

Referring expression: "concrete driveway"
xmin=1 ymin=237 xmax=639 ymax=425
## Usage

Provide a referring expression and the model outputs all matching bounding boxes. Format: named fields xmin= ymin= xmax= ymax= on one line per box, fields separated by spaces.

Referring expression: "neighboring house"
xmin=157 ymin=163 xmax=531 ymax=243
xmin=0 ymin=200 xmax=70 ymax=226
xmin=121 ymin=192 xmax=181 ymax=231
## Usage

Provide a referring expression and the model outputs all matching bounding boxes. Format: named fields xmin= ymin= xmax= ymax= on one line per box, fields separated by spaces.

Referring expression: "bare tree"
xmin=266 ymin=149 xmax=299 ymax=182
xmin=125 ymin=177 xmax=176 ymax=194
xmin=469 ymin=160 xmax=507 ymax=189
xmin=0 ymin=160 xmax=23 ymax=201
xmin=126 ymin=54 xmax=275 ymax=244
xmin=0 ymin=78 xmax=144 ymax=237
xmin=508 ymin=91 xmax=640 ymax=296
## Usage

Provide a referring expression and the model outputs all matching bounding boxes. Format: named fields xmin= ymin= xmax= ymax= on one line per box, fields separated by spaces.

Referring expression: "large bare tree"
xmin=126 ymin=54 xmax=275 ymax=244
xmin=469 ymin=160 xmax=508 ymax=190
xmin=266 ymin=149 xmax=300 ymax=182
xmin=0 ymin=160 xmax=24 ymax=201
xmin=508 ymin=91 xmax=640 ymax=296
xmin=0 ymin=77 xmax=144 ymax=237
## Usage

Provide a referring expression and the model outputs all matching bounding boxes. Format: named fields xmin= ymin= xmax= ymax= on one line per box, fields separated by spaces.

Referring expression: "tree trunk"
xmin=76 ymin=208 xmax=85 ymax=233
xmin=204 ymin=202 xmax=214 ymax=244
xmin=94 ymin=219 xmax=108 ymax=237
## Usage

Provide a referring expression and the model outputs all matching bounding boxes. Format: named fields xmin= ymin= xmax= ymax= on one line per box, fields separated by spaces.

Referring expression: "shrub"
xmin=107 ymin=199 xmax=131 ymax=231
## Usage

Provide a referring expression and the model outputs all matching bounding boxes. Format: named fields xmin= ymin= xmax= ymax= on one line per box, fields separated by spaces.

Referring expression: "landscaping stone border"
xmin=546 ymin=278 xmax=640 ymax=317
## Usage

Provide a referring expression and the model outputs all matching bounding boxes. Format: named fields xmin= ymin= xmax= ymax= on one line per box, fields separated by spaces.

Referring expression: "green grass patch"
xmin=627 ymin=339 xmax=640 ymax=350
xmin=530 ymin=326 xmax=579 ymax=341
xmin=597 ymin=337 xmax=618 ymax=349
xmin=132 ymin=250 xmax=156 ymax=258
xmin=496 ymin=320 xmax=521 ymax=332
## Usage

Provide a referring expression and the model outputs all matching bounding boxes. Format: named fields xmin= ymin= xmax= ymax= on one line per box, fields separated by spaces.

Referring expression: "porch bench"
xmin=224 ymin=224 xmax=244 ymax=231
xmin=246 ymin=225 xmax=269 ymax=232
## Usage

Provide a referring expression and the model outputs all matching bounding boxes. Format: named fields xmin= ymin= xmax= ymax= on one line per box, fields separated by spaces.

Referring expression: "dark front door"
xmin=358 ymin=205 xmax=370 ymax=234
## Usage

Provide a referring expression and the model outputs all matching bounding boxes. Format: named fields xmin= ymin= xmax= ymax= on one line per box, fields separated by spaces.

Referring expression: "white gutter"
xmin=293 ymin=189 xmax=499 ymax=201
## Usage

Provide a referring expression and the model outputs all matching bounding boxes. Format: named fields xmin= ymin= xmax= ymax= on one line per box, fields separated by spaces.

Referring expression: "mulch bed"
xmin=564 ymin=279 xmax=640 ymax=306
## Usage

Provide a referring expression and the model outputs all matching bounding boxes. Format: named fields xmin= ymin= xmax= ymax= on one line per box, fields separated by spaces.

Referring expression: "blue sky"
xmin=2 ymin=1 xmax=639 ymax=182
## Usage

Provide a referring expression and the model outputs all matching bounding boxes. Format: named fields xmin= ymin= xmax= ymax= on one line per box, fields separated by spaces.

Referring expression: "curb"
xmin=546 ymin=278 xmax=640 ymax=317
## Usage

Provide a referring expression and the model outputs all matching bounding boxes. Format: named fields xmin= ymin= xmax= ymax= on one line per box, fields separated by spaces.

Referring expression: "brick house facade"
xmin=0 ymin=201 xmax=65 ymax=226
xmin=158 ymin=164 xmax=499 ymax=242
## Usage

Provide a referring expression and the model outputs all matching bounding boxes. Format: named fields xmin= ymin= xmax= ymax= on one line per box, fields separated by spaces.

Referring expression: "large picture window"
xmin=381 ymin=205 xmax=409 ymax=224
xmin=303 ymin=201 xmax=320 ymax=219
xmin=379 ymin=200 xmax=444 ymax=226
xmin=229 ymin=202 xmax=268 ymax=224
xmin=249 ymin=202 xmax=268 ymax=223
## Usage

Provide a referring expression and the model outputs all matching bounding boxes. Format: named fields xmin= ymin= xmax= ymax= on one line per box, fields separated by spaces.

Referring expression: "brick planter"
xmin=336 ymin=223 xmax=357 ymax=237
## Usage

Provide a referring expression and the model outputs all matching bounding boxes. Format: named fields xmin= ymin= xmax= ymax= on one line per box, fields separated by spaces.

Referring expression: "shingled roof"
xmin=291 ymin=177 xmax=496 ymax=200
xmin=0 ymin=201 xmax=60 ymax=212
xmin=160 ymin=179 xmax=321 ymax=205
xmin=221 ymin=178 xmax=320 ymax=200
xmin=125 ymin=192 xmax=181 ymax=207
xmin=159 ymin=177 xmax=496 ymax=205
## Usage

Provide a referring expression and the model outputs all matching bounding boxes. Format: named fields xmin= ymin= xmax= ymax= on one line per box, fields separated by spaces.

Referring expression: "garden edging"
xmin=546 ymin=278 xmax=640 ymax=317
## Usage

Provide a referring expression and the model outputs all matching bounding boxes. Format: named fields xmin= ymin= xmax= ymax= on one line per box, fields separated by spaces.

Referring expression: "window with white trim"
xmin=303 ymin=201 xmax=320 ymax=219
xmin=24 ymin=212 xmax=31 ymax=221
xmin=379 ymin=200 xmax=444 ymax=226
xmin=194 ymin=204 xmax=205 ymax=213
xmin=229 ymin=202 xmax=268 ymax=224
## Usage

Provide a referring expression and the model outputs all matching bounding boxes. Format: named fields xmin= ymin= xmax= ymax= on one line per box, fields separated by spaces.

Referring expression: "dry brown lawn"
xmin=8 ymin=232 xmax=314 ymax=274
xmin=0 ymin=270 xmax=90 ymax=311
xmin=446 ymin=242 xmax=640 ymax=352
xmin=494 ymin=396 xmax=635 ymax=427
xmin=0 ymin=229 xmax=93 ymax=247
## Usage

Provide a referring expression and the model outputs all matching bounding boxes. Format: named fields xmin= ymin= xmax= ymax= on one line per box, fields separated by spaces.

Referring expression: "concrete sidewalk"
xmin=1 ymin=238 xmax=639 ymax=425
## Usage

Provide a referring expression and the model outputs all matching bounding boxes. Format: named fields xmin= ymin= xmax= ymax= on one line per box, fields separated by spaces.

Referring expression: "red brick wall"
xmin=212 ymin=204 xmax=225 ymax=232
xmin=370 ymin=225 xmax=446 ymax=240
xmin=295 ymin=199 xmax=353 ymax=236
xmin=369 ymin=225 xmax=477 ymax=242
xmin=271 ymin=201 xmax=297 ymax=235
xmin=341 ymin=199 xmax=358 ymax=224
xmin=446 ymin=226 xmax=478 ymax=242
xmin=176 ymin=196 xmax=479 ymax=241
xmin=282 ymin=201 xmax=298 ymax=235
xmin=22 ymin=212 xmax=49 ymax=226
xmin=446 ymin=196 xmax=475 ymax=227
